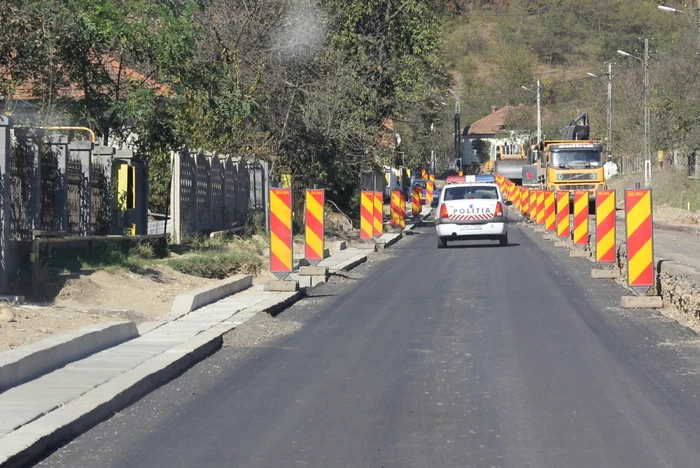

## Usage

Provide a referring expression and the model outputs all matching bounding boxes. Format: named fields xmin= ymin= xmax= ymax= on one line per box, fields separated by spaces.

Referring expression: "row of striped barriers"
xmin=494 ymin=174 xmax=659 ymax=303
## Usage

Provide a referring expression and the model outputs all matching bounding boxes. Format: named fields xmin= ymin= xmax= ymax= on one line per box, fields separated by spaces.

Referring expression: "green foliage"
xmin=48 ymin=241 xmax=168 ymax=273
xmin=168 ymin=249 xmax=263 ymax=278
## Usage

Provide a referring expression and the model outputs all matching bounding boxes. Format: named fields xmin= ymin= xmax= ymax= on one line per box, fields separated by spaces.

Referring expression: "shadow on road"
xmin=443 ymin=242 xmax=521 ymax=249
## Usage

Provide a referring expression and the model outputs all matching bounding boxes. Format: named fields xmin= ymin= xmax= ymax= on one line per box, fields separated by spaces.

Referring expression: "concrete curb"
xmin=329 ymin=254 xmax=368 ymax=273
xmin=164 ymin=275 xmax=253 ymax=322
xmin=0 ymin=321 xmax=138 ymax=393
xmin=0 ymin=290 xmax=304 ymax=468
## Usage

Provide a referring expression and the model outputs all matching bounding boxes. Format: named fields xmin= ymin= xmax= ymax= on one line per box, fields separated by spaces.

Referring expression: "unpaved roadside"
xmin=0 ymin=213 xmax=365 ymax=353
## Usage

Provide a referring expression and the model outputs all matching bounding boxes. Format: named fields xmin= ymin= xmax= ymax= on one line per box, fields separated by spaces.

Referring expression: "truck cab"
xmin=522 ymin=140 xmax=606 ymax=200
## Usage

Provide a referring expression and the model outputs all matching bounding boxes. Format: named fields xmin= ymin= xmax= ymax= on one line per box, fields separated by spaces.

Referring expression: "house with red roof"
xmin=461 ymin=105 xmax=549 ymax=167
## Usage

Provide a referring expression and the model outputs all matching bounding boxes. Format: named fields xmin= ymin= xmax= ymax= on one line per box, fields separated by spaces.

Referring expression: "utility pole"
xmin=536 ymin=80 xmax=542 ymax=145
xmin=430 ymin=123 xmax=435 ymax=174
xmin=454 ymin=94 xmax=461 ymax=171
xmin=643 ymin=38 xmax=650 ymax=179
xmin=606 ymin=62 xmax=612 ymax=158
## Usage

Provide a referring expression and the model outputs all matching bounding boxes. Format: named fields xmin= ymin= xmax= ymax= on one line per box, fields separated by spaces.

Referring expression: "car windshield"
xmin=444 ymin=185 xmax=498 ymax=200
xmin=551 ymin=150 xmax=601 ymax=168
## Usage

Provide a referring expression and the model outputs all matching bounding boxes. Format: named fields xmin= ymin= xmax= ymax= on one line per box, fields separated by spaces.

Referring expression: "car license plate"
xmin=460 ymin=225 xmax=482 ymax=231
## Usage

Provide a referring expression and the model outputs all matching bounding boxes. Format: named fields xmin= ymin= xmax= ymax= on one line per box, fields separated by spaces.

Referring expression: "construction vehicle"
xmin=522 ymin=113 xmax=606 ymax=202
xmin=493 ymin=142 xmax=527 ymax=185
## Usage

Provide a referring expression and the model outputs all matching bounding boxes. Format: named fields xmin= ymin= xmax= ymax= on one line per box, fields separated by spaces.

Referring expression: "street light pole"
xmin=643 ymin=38 xmax=650 ymax=178
xmin=606 ymin=62 xmax=612 ymax=158
xmin=536 ymin=80 xmax=542 ymax=145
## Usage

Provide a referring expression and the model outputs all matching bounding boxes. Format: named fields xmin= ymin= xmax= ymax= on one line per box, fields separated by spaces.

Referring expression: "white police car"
xmin=434 ymin=182 xmax=512 ymax=248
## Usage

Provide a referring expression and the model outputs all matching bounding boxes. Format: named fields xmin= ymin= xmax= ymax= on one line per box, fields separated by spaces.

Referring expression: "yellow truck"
xmin=522 ymin=140 xmax=606 ymax=202
xmin=521 ymin=113 xmax=606 ymax=203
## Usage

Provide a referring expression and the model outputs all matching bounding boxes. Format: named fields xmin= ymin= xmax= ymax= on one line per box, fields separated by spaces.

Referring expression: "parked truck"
xmin=521 ymin=113 xmax=606 ymax=204
xmin=493 ymin=143 xmax=527 ymax=185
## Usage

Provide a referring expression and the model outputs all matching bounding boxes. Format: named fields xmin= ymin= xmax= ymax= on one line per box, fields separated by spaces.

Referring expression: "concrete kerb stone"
xmin=0 ymin=290 xmax=304 ymax=468
xmin=168 ymin=275 xmax=252 ymax=320
xmin=298 ymin=266 xmax=328 ymax=277
xmin=555 ymin=241 xmax=569 ymax=248
xmin=264 ymin=280 xmax=299 ymax=292
xmin=0 ymin=322 xmax=138 ymax=393
xmin=620 ymin=295 xmax=664 ymax=309
xmin=591 ymin=269 xmax=622 ymax=279
xmin=569 ymin=250 xmax=589 ymax=258
xmin=329 ymin=254 xmax=368 ymax=273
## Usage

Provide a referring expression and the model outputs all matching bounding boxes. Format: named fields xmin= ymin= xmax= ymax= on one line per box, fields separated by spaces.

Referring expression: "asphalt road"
xmin=40 ymin=220 xmax=700 ymax=467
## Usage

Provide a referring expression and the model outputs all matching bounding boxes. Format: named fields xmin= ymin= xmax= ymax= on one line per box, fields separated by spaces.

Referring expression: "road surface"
xmin=40 ymin=220 xmax=700 ymax=467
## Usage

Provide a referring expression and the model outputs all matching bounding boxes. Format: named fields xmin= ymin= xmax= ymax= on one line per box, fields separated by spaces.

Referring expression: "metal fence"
xmin=0 ymin=117 xmax=150 ymax=293
xmin=170 ymin=148 xmax=269 ymax=243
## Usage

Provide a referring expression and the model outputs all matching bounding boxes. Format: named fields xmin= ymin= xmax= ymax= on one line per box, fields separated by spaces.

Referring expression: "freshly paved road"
xmin=40 ymin=220 xmax=700 ymax=467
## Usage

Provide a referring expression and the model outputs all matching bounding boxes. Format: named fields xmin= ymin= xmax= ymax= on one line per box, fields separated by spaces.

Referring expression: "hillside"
xmin=436 ymin=0 xmax=700 ymax=170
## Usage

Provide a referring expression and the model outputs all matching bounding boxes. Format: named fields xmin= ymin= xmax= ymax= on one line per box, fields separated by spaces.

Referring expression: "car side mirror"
xmin=505 ymin=200 xmax=513 ymax=206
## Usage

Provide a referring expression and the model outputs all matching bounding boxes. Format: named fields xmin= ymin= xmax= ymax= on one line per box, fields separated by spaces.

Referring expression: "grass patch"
xmin=609 ymin=169 xmax=700 ymax=212
xmin=49 ymin=240 xmax=168 ymax=273
xmin=168 ymin=249 xmax=263 ymax=279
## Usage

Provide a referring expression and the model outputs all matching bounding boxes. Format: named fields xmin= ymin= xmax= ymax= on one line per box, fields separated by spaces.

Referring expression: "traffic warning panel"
xmin=399 ymin=193 xmax=406 ymax=229
xmin=426 ymin=181 xmax=435 ymax=206
xmin=573 ymin=190 xmax=589 ymax=245
xmin=625 ymin=189 xmax=654 ymax=293
xmin=529 ymin=190 xmax=537 ymax=221
xmin=412 ymin=187 xmax=421 ymax=216
xmin=544 ymin=191 xmax=556 ymax=231
xmin=536 ymin=190 xmax=546 ymax=225
xmin=270 ymin=188 xmax=293 ymax=275
xmin=373 ymin=191 xmax=383 ymax=238
xmin=595 ymin=190 xmax=616 ymax=264
xmin=360 ymin=191 xmax=374 ymax=240
xmin=556 ymin=191 xmax=570 ymax=238
xmin=304 ymin=189 xmax=325 ymax=262
xmin=522 ymin=188 xmax=530 ymax=216
xmin=390 ymin=190 xmax=401 ymax=228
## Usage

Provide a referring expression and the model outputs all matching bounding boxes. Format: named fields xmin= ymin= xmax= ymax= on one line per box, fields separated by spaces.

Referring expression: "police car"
xmin=434 ymin=179 xmax=512 ymax=248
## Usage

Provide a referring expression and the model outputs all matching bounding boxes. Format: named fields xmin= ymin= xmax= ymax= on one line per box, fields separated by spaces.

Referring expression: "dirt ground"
xmin=607 ymin=170 xmax=700 ymax=226
xmin=0 ymin=212 xmax=363 ymax=353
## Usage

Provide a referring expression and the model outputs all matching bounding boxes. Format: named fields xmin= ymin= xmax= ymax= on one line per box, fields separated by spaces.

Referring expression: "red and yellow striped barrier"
xmin=390 ymin=190 xmax=401 ymax=228
xmin=556 ymin=191 xmax=570 ymax=238
xmin=304 ymin=189 xmax=325 ymax=262
xmin=625 ymin=189 xmax=654 ymax=292
xmin=530 ymin=190 xmax=538 ymax=221
xmin=595 ymin=190 xmax=616 ymax=264
xmin=270 ymin=188 xmax=293 ymax=274
xmin=374 ymin=191 xmax=383 ymax=238
xmin=426 ymin=181 xmax=435 ymax=206
xmin=399 ymin=193 xmax=406 ymax=229
xmin=522 ymin=188 xmax=530 ymax=216
xmin=411 ymin=187 xmax=421 ymax=216
xmin=360 ymin=191 xmax=374 ymax=240
xmin=545 ymin=191 xmax=556 ymax=231
xmin=573 ymin=190 xmax=589 ymax=246
xmin=536 ymin=190 xmax=546 ymax=225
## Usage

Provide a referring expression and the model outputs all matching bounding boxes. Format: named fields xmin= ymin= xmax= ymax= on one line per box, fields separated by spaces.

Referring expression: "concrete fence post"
xmin=0 ymin=117 xmax=12 ymax=293
xmin=171 ymin=150 xmax=182 ymax=244
xmin=69 ymin=141 xmax=93 ymax=235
